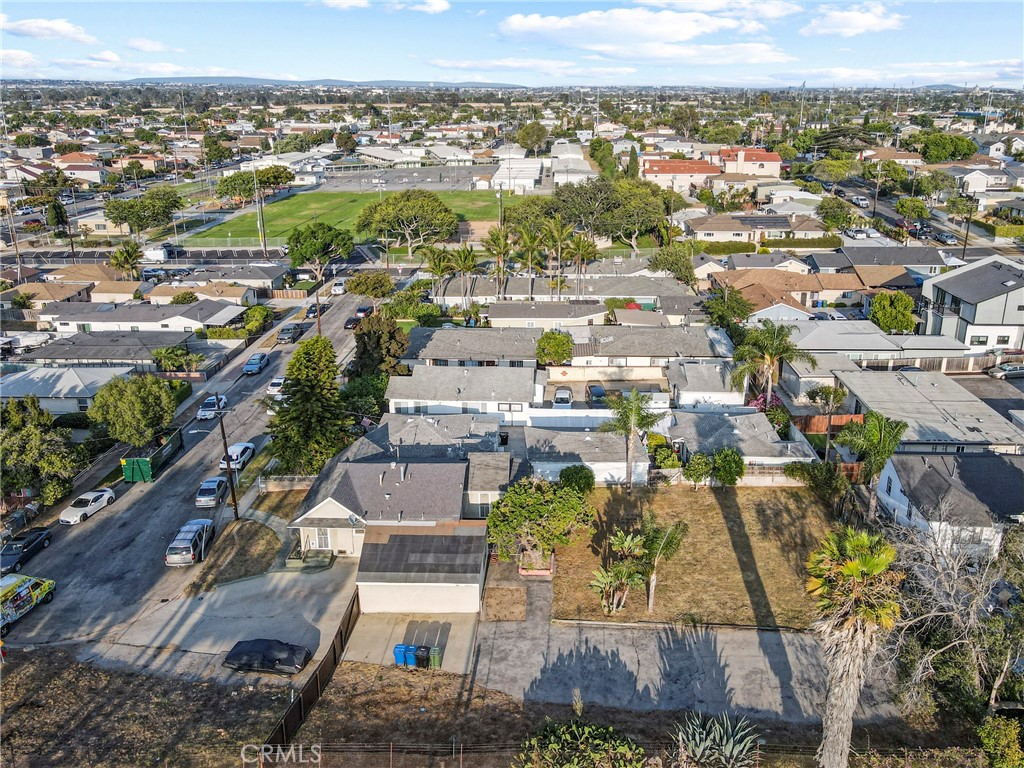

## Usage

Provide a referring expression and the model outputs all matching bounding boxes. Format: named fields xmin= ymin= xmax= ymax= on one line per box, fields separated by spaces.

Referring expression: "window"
xmin=160 ymin=323 xmax=170 ymax=329
xmin=552 ymin=321 xmax=561 ymax=329
xmin=435 ymin=359 xmax=448 ymax=366
xmin=732 ymin=233 xmax=744 ymax=238
xmin=525 ymin=320 xmax=536 ymax=329
xmin=77 ymin=398 xmax=90 ymax=412
xmin=510 ymin=360 xmax=524 ymax=368
xmin=969 ymin=335 xmax=989 ymax=346
xmin=997 ymin=336 xmax=1010 ymax=345
xmin=885 ymin=477 xmax=893 ymax=495
xmin=95 ymin=224 xmax=107 ymax=232
xmin=130 ymin=326 xmax=139 ymax=332
xmin=315 ymin=528 xmax=329 ymax=549
xmin=609 ymin=357 xmax=626 ymax=366
xmin=954 ymin=445 xmax=966 ymax=454
xmin=59 ymin=322 xmax=70 ymax=327
xmin=484 ymin=360 xmax=497 ymax=367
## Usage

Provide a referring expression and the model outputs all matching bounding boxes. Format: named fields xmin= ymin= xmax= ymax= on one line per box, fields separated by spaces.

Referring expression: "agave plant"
xmin=669 ymin=713 xmax=760 ymax=768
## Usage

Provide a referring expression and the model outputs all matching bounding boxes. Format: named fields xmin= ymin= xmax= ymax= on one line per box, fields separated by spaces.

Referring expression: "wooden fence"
xmin=270 ymin=280 xmax=324 ymax=300
xmin=259 ymin=475 xmax=317 ymax=493
xmin=791 ymin=413 xmax=864 ymax=434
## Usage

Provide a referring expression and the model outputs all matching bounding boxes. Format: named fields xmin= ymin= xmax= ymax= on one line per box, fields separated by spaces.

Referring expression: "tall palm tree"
xmin=449 ymin=244 xmax=480 ymax=310
xmin=600 ymin=389 xmax=661 ymax=492
xmin=109 ymin=240 xmax=143 ymax=280
xmin=481 ymin=225 xmax=512 ymax=301
xmin=183 ymin=353 xmax=206 ymax=373
xmin=638 ymin=511 xmax=687 ymax=614
xmin=730 ymin=320 xmax=817 ymax=404
xmin=806 ymin=528 xmax=902 ymax=768
xmin=564 ymin=234 xmax=598 ymax=300
xmin=515 ymin=226 xmax=545 ymax=302
xmin=543 ymin=214 xmax=574 ymax=301
xmin=807 ymin=385 xmax=848 ymax=461
xmin=834 ymin=411 xmax=908 ymax=521
xmin=422 ymin=247 xmax=453 ymax=301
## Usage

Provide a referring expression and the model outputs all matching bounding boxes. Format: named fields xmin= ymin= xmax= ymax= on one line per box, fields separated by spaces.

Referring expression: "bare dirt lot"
xmin=185 ymin=518 xmax=281 ymax=595
xmin=552 ymin=486 xmax=835 ymax=628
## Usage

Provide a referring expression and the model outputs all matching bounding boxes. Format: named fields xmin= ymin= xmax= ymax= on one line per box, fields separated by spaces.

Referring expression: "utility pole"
xmin=871 ymin=161 xmax=882 ymax=218
xmin=217 ymin=393 xmax=240 ymax=521
xmin=252 ymin=163 xmax=269 ymax=259
xmin=6 ymin=204 xmax=23 ymax=283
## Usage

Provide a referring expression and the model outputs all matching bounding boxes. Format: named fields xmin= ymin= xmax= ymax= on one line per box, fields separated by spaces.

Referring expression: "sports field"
xmin=186 ymin=190 xmax=502 ymax=243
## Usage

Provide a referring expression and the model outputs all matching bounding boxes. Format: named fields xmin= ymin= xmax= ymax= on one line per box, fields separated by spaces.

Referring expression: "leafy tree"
xmin=109 ymin=240 xmax=143 ymax=279
xmin=517 ymin=719 xmax=646 ymax=768
xmin=682 ymin=452 xmax=713 ymax=490
xmin=978 ymin=716 xmax=1024 ymax=768
xmin=626 ymin=146 xmax=639 ymax=178
xmin=775 ymin=144 xmax=798 ymax=162
xmin=10 ymin=292 xmax=36 ymax=310
xmin=704 ymin=286 xmax=755 ymax=328
xmin=869 ymin=292 xmax=916 ymax=334
xmin=599 ymin=179 xmax=664 ymax=252
xmin=46 ymin=199 xmax=70 ymax=233
xmin=216 ymin=165 xmax=296 ymax=200
xmin=169 ymin=291 xmax=198 ymax=305
xmin=105 ymin=186 xmax=183 ymax=239
xmin=243 ymin=304 xmax=274 ymax=334
xmin=806 ymin=528 xmax=903 ymax=768
xmin=202 ymin=134 xmax=232 ymax=164
xmin=269 ymin=336 xmax=353 ymax=474
xmin=835 ymin=411 xmax=907 ymax=521
xmin=712 ymin=447 xmax=745 ymax=486
xmin=783 ymin=461 xmax=851 ymax=516
xmin=731 ymin=319 xmax=816 ymax=403
xmin=535 ymin=330 xmax=574 ymax=366
xmin=807 ymin=385 xmax=848 ymax=460
xmin=0 ymin=397 xmax=81 ymax=506
xmin=487 ymin=478 xmax=596 ymax=563
xmin=669 ymin=105 xmax=700 ymax=138
xmin=516 ymin=121 xmax=548 ymax=157
xmin=920 ymin=132 xmax=977 ymax=164
xmin=88 ymin=375 xmax=176 ymax=448
xmin=553 ymin=177 xmax=615 ymax=239
xmin=600 ymin=389 xmax=661 ymax=491
xmin=335 ymin=131 xmax=358 ymax=153
xmin=337 ymin=373 xmax=389 ymax=421
xmin=288 ymin=222 xmax=354 ymax=335
xmin=351 ymin=314 xmax=409 ymax=376
xmin=503 ymin=196 xmax=558 ymax=233
xmin=895 ymin=197 xmax=929 ymax=221
xmin=355 ymin=189 xmax=457 ymax=267
xmin=344 ymin=270 xmax=394 ymax=299
xmin=811 ymin=158 xmax=862 ymax=184
xmin=559 ymin=465 xmax=595 ymax=496
xmin=53 ymin=141 xmax=83 ymax=155
xmin=650 ymin=241 xmax=704 ymax=286
xmin=14 ymin=133 xmax=49 ymax=148
xmin=816 ymin=197 xmax=856 ymax=231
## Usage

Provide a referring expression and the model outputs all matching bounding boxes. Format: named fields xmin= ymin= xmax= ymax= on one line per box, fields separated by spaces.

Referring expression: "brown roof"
xmin=719 ymin=148 xmax=782 ymax=163
xmin=89 ymin=280 xmax=145 ymax=295
xmin=739 ymin=284 xmax=811 ymax=314
xmin=643 ymin=159 xmax=721 ymax=176
xmin=44 ymin=264 xmax=120 ymax=283
xmin=713 ymin=269 xmax=865 ymax=292
xmin=1 ymin=281 xmax=88 ymax=303
xmin=851 ymin=265 xmax=914 ymax=288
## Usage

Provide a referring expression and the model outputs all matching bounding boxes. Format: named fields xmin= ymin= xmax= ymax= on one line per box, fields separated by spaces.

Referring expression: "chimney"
xmin=398 ymin=510 xmax=403 ymax=522
xmin=379 ymin=472 xmax=385 ymax=485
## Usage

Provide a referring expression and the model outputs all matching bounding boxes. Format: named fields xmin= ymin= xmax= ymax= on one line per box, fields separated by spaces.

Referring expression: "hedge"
xmin=167 ymin=379 xmax=193 ymax=405
xmin=701 ymin=241 xmax=756 ymax=255
xmin=761 ymin=235 xmax=843 ymax=249
xmin=54 ymin=412 xmax=92 ymax=429
xmin=205 ymin=327 xmax=248 ymax=339
xmin=976 ymin=219 xmax=1024 ymax=238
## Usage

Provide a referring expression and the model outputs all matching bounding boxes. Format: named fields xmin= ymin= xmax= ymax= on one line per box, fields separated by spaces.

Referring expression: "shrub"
xmin=683 ymin=453 xmax=713 ymax=489
xmin=559 ymin=465 xmax=595 ymax=495
xmin=762 ymin=235 xmax=843 ymax=249
xmin=702 ymin=241 xmax=757 ymax=255
xmin=654 ymin=446 xmax=681 ymax=469
xmin=166 ymin=379 xmax=193 ymax=405
xmin=850 ymin=749 xmax=986 ymax=768
xmin=53 ymin=412 xmax=92 ymax=430
xmin=765 ymin=405 xmax=791 ymax=439
xmin=518 ymin=719 xmax=646 ymax=768
xmin=978 ymin=716 xmax=1024 ymax=768
xmin=712 ymin=447 xmax=745 ymax=486
xmin=646 ymin=433 xmax=669 ymax=451
xmin=205 ymin=327 xmax=247 ymax=339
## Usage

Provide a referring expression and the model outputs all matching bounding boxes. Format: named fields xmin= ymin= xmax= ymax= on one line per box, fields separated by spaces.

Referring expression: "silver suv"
xmin=988 ymin=363 xmax=1024 ymax=380
xmin=164 ymin=519 xmax=216 ymax=567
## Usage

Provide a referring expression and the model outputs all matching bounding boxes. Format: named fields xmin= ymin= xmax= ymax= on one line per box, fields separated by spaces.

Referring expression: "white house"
xmin=524 ymin=427 xmax=649 ymax=486
xmin=386 ymin=366 xmax=544 ymax=420
xmin=39 ymin=299 xmax=247 ymax=335
xmin=0 ymin=366 xmax=135 ymax=414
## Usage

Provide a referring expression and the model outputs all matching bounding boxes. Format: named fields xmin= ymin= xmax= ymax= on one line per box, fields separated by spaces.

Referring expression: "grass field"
xmin=552 ymin=486 xmax=836 ymax=629
xmin=186 ymin=190 xmax=503 ymax=243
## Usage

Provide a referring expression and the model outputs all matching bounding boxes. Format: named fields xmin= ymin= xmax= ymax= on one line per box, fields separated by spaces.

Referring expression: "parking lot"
xmin=322 ymin=165 xmax=485 ymax=192
xmin=955 ymin=373 xmax=1024 ymax=421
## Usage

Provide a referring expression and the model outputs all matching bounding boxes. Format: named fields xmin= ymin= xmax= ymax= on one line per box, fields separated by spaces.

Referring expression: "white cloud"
xmin=395 ymin=0 xmax=451 ymax=12
xmin=431 ymin=57 xmax=636 ymax=79
xmin=322 ymin=0 xmax=370 ymax=8
xmin=125 ymin=37 xmax=180 ymax=53
xmin=1 ymin=49 xmax=39 ymax=70
xmin=800 ymin=2 xmax=905 ymax=37
xmin=89 ymin=50 xmax=121 ymax=63
xmin=0 ymin=13 xmax=97 ymax=44
xmin=770 ymin=58 xmax=1024 ymax=86
xmin=501 ymin=8 xmax=744 ymax=47
xmin=634 ymin=0 xmax=801 ymax=20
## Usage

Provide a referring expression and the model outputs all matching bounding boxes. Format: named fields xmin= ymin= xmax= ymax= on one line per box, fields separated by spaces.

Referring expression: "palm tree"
xmin=638 ymin=511 xmax=687 ymax=614
xmin=422 ymin=247 xmax=453 ymax=300
xmin=807 ymin=385 xmax=848 ymax=461
xmin=806 ymin=528 xmax=902 ymax=768
xmin=834 ymin=411 xmax=908 ymax=521
xmin=449 ymin=244 xmax=480 ymax=309
xmin=183 ymin=353 xmax=206 ymax=373
xmin=565 ymin=234 xmax=598 ymax=300
xmin=600 ymin=389 xmax=661 ymax=492
xmin=730 ymin=320 xmax=817 ymax=404
xmin=109 ymin=240 xmax=143 ymax=280
xmin=543 ymin=214 xmax=574 ymax=301
xmin=152 ymin=346 xmax=186 ymax=372
xmin=481 ymin=225 xmax=512 ymax=301
xmin=515 ymin=227 xmax=545 ymax=302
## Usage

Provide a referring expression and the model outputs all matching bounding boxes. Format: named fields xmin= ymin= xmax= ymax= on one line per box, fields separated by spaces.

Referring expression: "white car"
xmin=220 ymin=442 xmax=256 ymax=471
xmin=60 ymin=488 xmax=115 ymax=525
xmin=266 ymin=377 xmax=286 ymax=396
xmin=196 ymin=394 xmax=227 ymax=420
xmin=330 ymin=279 xmax=347 ymax=296
xmin=266 ymin=394 xmax=288 ymax=415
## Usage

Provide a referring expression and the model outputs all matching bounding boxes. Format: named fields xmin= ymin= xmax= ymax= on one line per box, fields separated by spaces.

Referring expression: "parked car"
xmin=586 ymin=383 xmax=607 ymax=407
xmin=195 ymin=477 xmax=229 ymax=508
xmin=164 ymin=519 xmax=216 ymax=567
xmin=220 ymin=442 xmax=256 ymax=471
xmin=933 ymin=231 xmax=958 ymax=245
xmin=276 ymin=323 xmax=301 ymax=343
xmin=23 ymin=218 xmax=44 ymax=227
xmin=355 ymin=305 xmax=374 ymax=318
xmin=850 ymin=195 xmax=870 ymax=208
xmin=988 ymin=363 xmax=1024 ymax=380
xmin=0 ymin=528 xmax=52 ymax=575
xmin=553 ymin=387 xmax=573 ymax=408
xmin=305 ymin=303 xmax=328 ymax=319
xmin=343 ymin=317 xmax=360 ymax=330
xmin=266 ymin=394 xmax=288 ymax=415
xmin=242 ymin=353 xmax=269 ymax=375
xmin=59 ymin=488 xmax=115 ymax=525
xmin=845 ymin=228 xmax=869 ymax=240
xmin=330 ymin=279 xmax=347 ymax=296
xmin=834 ymin=188 xmax=847 ymax=198
xmin=266 ymin=377 xmax=286 ymax=396
xmin=222 ymin=638 xmax=312 ymax=675
xmin=196 ymin=394 xmax=227 ymax=420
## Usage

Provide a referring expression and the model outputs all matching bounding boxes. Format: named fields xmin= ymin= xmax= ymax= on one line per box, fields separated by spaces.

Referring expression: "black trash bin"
xmin=414 ymin=645 xmax=431 ymax=669
xmin=499 ymin=432 xmax=509 ymax=447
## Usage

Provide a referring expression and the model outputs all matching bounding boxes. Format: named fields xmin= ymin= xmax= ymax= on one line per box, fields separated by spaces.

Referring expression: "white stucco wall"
xmin=357 ymin=582 xmax=482 ymax=613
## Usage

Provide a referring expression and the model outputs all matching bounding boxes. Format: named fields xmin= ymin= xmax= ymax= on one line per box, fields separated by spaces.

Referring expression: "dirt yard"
xmin=0 ymin=647 xmax=284 ymax=767
xmin=552 ymin=485 xmax=836 ymax=628
xmin=252 ymin=489 xmax=309 ymax=521
xmin=185 ymin=519 xmax=281 ymax=595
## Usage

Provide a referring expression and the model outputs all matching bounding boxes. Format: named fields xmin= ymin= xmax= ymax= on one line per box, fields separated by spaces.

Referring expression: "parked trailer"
xmin=120 ymin=428 xmax=184 ymax=483
xmin=1 ymin=573 xmax=55 ymax=637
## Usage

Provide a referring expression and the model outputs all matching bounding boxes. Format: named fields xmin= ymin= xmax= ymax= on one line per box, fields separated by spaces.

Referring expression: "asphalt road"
xmin=9 ymin=290 xmax=364 ymax=646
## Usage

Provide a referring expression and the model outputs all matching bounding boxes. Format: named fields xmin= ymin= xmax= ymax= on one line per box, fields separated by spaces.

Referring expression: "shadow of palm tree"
xmin=652 ymin=622 xmax=734 ymax=714
xmin=524 ymin=638 xmax=656 ymax=711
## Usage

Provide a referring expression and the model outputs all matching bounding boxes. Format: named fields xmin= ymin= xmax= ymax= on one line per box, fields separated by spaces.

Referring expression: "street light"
xmin=186 ymin=393 xmax=239 ymax=520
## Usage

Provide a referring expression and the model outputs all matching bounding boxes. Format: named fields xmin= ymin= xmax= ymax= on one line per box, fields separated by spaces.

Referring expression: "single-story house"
xmin=487 ymin=301 xmax=605 ymax=330
xmin=524 ymin=427 xmax=649 ymax=486
xmin=39 ymin=299 xmax=247 ymax=334
xmin=342 ymin=413 xmax=503 ymax=463
xmin=74 ymin=212 xmax=131 ymax=237
xmin=779 ymin=354 xmax=864 ymax=402
xmin=613 ymin=308 xmax=670 ymax=327
xmin=570 ymin=326 xmax=733 ymax=369
xmin=40 ymin=264 xmax=122 ymax=284
xmin=0 ymin=282 xmax=91 ymax=310
xmin=0 ymin=366 xmax=135 ymax=413
xmin=386 ymin=366 xmax=545 ymax=419
xmin=782 ymin=320 xmax=969 ymax=361
xmin=16 ymin=330 xmax=194 ymax=371
xmin=740 ymin=284 xmax=815 ymax=323
xmin=712 ymin=270 xmax=865 ymax=309
xmin=88 ymin=281 xmax=151 ymax=304
xmin=188 ymin=264 xmax=288 ymax=291
xmin=684 ymin=214 xmax=827 ymax=243
xmin=664 ymin=359 xmax=745 ymax=409
xmin=147 ymin=282 xmax=259 ymax=306
xmin=402 ymin=327 xmax=542 ymax=369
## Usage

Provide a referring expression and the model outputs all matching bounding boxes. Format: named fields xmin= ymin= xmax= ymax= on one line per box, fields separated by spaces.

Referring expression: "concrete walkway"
xmin=467 ymin=579 xmax=897 ymax=724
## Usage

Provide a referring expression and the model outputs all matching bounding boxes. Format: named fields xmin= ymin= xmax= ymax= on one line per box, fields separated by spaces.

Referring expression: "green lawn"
xmin=186 ymin=190 xmax=503 ymax=244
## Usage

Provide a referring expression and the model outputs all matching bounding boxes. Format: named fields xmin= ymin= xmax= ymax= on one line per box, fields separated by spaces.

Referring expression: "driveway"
xmin=955 ymin=374 xmax=1024 ymax=421
xmin=468 ymin=580 xmax=897 ymax=724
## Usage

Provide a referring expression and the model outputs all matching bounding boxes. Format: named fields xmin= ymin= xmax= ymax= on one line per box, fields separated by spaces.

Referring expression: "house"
xmin=780 ymin=354 xmax=864 ymax=402
xmin=945 ymin=166 xmax=1012 ymax=195
xmin=706 ymin=148 xmax=782 ymax=178
xmin=524 ymin=427 xmax=649 ymax=486
xmin=809 ymin=247 xmax=948 ymax=278
xmin=664 ymin=359 xmax=745 ymax=409
xmin=692 ymin=253 xmax=727 ymax=290
xmin=0 ymin=282 xmax=91 ymax=310
xmin=641 ymin=159 xmax=721 ymax=191
xmin=782 ymin=320 xmax=969 ymax=361
xmin=58 ymin=164 xmax=108 ymax=185
xmin=834 ymin=370 xmax=1024 ymax=455
xmin=486 ymin=302 xmax=605 ymax=331
xmin=187 ymin=264 xmax=288 ymax=291
xmin=342 ymin=413 xmax=502 ymax=463
xmin=432 ymin=275 xmax=689 ymax=307
xmin=659 ymin=294 xmax=708 ymax=326
xmin=684 ymin=214 xmax=827 ymax=243
xmin=570 ymin=326 xmax=732 ymax=369
xmin=402 ymin=327 xmax=541 ymax=368
xmin=386 ymin=366 xmax=544 ymax=420
xmin=41 ymin=264 xmax=121 ymax=285
xmin=0 ymin=366 xmax=135 ymax=414
xmin=712 ymin=270 xmax=865 ymax=309
xmin=739 ymin=284 xmax=815 ymax=323
xmin=921 ymin=256 xmax=1024 ymax=352
xmin=73 ymin=211 xmax=131 ymax=237
xmin=857 ymin=148 xmax=925 ymax=166
xmin=613 ymin=308 xmax=670 ymax=327
xmin=668 ymin=411 xmax=816 ymax=483
xmin=88 ymin=281 xmax=150 ymax=304
xmin=877 ymin=454 xmax=1024 ymax=561
xmin=147 ymin=282 xmax=259 ymax=306
xmin=17 ymin=330 xmax=194 ymax=371
xmin=707 ymin=173 xmax=759 ymax=194
xmin=39 ymin=299 xmax=247 ymax=335
xmin=727 ymin=253 xmax=810 ymax=273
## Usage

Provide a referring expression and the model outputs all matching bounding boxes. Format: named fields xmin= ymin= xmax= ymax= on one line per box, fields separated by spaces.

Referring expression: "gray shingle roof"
xmin=467 ymin=452 xmax=514 ymax=493
xmin=39 ymin=298 xmax=246 ymax=325
xmin=18 ymin=330 xmax=194 ymax=363
xmin=0 ymin=366 xmax=135 ymax=398
xmin=344 ymin=413 xmax=502 ymax=462
xmin=928 ymin=259 xmax=1024 ymax=305
xmin=386 ymin=366 xmax=542 ymax=403
xmin=524 ymin=427 xmax=643 ymax=464
xmin=486 ymin=301 xmax=605 ymax=320
xmin=572 ymin=326 xmax=726 ymax=358
xmin=405 ymin=327 xmax=542 ymax=361
xmin=668 ymin=412 xmax=817 ymax=460
xmin=840 ymin=247 xmax=946 ymax=267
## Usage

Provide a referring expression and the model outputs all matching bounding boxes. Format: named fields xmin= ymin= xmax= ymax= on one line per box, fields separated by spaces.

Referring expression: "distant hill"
xmin=123 ymin=76 xmax=526 ymax=88
xmin=914 ymin=84 xmax=963 ymax=91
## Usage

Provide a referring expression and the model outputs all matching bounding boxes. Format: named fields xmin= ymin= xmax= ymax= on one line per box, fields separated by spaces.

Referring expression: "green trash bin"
xmin=429 ymin=646 xmax=441 ymax=669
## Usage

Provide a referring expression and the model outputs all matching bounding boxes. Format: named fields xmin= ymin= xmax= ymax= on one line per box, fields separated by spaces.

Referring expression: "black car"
xmin=305 ymin=303 xmax=329 ymax=319
xmin=222 ymin=639 xmax=312 ymax=675
xmin=834 ymin=188 xmax=847 ymax=198
xmin=0 ymin=527 xmax=52 ymax=575
xmin=343 ymin=317 xmax=360 ymax=330
xmin=355 ymin=305 xmax=374 ymax=318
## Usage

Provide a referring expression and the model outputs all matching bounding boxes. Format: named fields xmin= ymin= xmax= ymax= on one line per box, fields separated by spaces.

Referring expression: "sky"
xmin=1 ymin=1 xmax=1022 ymax=89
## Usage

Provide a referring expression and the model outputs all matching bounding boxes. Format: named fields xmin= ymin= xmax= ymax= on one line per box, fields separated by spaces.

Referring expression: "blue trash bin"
xmin=404 ymin=646 xmax=417 ymax=668
xmin=393 ymin=644 xmax=407 ymax=667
